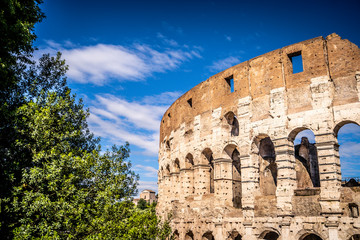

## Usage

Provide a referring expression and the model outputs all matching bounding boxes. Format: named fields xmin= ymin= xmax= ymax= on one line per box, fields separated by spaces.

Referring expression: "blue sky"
xmin=34 ymin=0 xmax=360 ymax=193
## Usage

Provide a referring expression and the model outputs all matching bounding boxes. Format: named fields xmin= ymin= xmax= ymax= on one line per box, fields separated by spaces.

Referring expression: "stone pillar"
xmin=214 ymin=158 xmax=233 ymax=205
xmin=241 ymin=154 xmax=258 ymax=218
xmin=170 ymin=172 xmax=180 ymax=201
xmin=194 ymin=164 xmax=211 ymax=195
xmin=163 ymin=175 xmax=171 ymax=204
xmin=326 ymin=217 xmax=340 ymax=240
xmin=315 ymin=133 xmax=341 ymax=214
xmin=242 ymin=221 xmax=257 ymax=240
xmin=279 ymin=217 xmax=291 ymax=240
xmin=274 ymin=136 xmax=296 ymax=216
xmin=181 ymin=168 xmax=194 ymax=198
xmin=356 ymin=71 xmax=360 ymax=100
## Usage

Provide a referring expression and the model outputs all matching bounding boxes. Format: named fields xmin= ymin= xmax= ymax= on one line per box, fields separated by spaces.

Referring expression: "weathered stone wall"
xmin=157 ymin=34 xmax=360 ymax=240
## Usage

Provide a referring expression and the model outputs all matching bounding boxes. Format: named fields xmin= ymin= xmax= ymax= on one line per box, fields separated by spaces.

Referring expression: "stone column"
xmin=181 ymin=168 xmax=194 ymax=198
xmin=193 ymin=164 xmax=211 ymax=195
xmin=214 ymin=158 xmax=233 ymax=205
xmin=279 ymin=217 xmax=291 ymax=240
xmin=315 ymin=133 xmax=341 ymax=214
xmin=241 ymin=154 xmax=258 ymax=218
xmin=274 ymin=136 xmax=296 ymax=216
xmin=163 ymin=175 xmax=171 ymax=204
xmin=242 ymin=221 xmax=257 ymax=240
xmin=326 ymin=217 xmax=340 ymax=240
xmin=170 ymin=172 xmax=180 ymax=201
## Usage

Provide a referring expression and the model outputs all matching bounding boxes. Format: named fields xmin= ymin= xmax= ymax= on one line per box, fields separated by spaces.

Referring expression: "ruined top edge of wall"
xmin=159 ymin=33 xmax=360 ymax=143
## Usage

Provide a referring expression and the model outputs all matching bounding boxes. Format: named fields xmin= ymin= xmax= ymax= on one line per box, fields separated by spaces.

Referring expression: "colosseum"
xmin=157 ymin=33 xmax=360 ymax=240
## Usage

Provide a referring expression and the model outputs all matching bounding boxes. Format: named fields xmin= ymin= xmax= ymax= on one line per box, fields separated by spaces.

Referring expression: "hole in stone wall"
xmin=336 ymin=123 xmax=360 ymax=186
xmin=294 ymin=129 xmax=320 ymax=188
xmin=187 ymin=98 xmax=192 ymax=107
xmin=349 ymin=234 xmax=360 ymax=240
xmin=168 ymin=113 xmax=171 ymax=118
xmin=185 ymin=231 xmax=194 ymax=240
xmin=226 ymin=75 xmax=234 ymax=93
xmin=349 ymin=203 xmax=359 ymax=218
xmin=288 ymin=51 xmax=303 ymax=74
xmin=224 ymin=111 xmax=239 ymax=136
xmin=302 ymin=234 xmax=323 ymax=240
xmin=263 ymin=232 xmax=279 ymax=240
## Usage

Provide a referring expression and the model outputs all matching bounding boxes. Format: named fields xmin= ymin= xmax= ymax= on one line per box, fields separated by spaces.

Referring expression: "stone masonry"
xmin=157 ymin=34 xmax=360 ymax=240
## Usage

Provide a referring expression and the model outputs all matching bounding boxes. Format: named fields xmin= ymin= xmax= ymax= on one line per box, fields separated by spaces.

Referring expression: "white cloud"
xmin=340 ymin=142 xmax=360 ymax=158
xmin=208 ymin=56 xmax=240 ymax=72
xmin=137 ymin=181 xmax=158 ymax=195
xmin=88 ymin=92 xmax=181 ymax=156
xmin=134 ymin=165 xmax=158 ymax=178
xmin=38 ymin=41 xmax=201 ymax=85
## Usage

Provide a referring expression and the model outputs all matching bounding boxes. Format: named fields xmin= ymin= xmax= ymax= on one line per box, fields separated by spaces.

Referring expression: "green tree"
xmin=0 ymin=0 xmax=171 ymax=239
xmin=137 ymin=198 xmax=148 ymax=210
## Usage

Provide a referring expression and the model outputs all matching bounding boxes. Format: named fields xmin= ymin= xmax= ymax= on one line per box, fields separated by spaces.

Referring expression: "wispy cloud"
xmin=38 ymin=41 xmax=201 ymax=85
xmin=88 ymin=92 xmax=182 ymax=155
xmin=225 ymin=35 xmax=232 ymax=42
xmin=208 ymin=56 xmax=240 ymax=72
xmin=134 ymin=165 xmax=158 ymax=178
xmin=137 ymin=181 xmax=158 ymax=195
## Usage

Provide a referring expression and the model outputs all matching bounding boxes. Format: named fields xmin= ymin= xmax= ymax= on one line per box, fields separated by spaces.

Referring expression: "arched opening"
xmin=224 ymin=111 xmax=239 ymax=136
xmin=173 ymin=158 xmax=180 ymax=173
xmin=335 ymin=122 xmax=360 ymax=186
xmin=185 ymin=153 xmax=194 ymax=168
xmin=228 ymin=230 xmax=242 ymax=240
xmin=185 ymin=231 xmax=194 ymax=240
xmin=202 ymin=231 xmax=215 ymax=240
xmin=164 ymin=164 xmax=170 ymax=177
xmin=291 ymin=128 xmax=320 ymax=188
xmin=202 ymin=148 xmax=214 ymax=193
xmin=254 ymin=135 xmax=277 ymax=196
xmin=224 ymin=144 xmax=241 ymax=208
xmin=301 ymin=233 xmax=323 ymax=240
xmin=260 ymin=230 xmax=279 ymax=240
xmin=349 ymin=234 xmax=360 ymax=240
xmin=173 ymin=230 xmax=180 ymax=240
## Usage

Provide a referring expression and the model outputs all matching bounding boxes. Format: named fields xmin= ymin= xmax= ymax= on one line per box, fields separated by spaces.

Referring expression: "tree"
xmin=137 ymin=198 xmax=148 ymax=210
xmin=0 ymin=1 xmax=171 ymax=239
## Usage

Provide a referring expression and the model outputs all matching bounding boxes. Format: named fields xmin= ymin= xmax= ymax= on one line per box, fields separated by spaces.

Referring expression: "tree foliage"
xmin=137 ymin=198 xmax=148 ymax=210
xmin=0 ymin=0 xmax=171 ymax=239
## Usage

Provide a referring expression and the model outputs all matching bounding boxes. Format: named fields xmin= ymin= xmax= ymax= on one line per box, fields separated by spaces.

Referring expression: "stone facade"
xmin=157 ymin=34 xmax=360 ymax=240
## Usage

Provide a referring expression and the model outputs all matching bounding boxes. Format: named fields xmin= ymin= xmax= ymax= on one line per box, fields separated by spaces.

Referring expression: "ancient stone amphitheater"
xmin=157 ymin=33 xmax=360 ymax=240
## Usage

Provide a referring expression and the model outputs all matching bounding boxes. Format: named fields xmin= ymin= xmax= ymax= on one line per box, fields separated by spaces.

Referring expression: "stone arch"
xmin=185 ymin=230 xmax=194 ymax=240
xmin=288 ymin=127 xmax=320 ymax=188
xmin=227 ymin=229 xmax=242 ymax=240
xmin=202 ymin=231 xmax=215 ymax=240
xmin=222 ymin=144 xmax=241 ymax=208
xmin=185 ymin=153 xmax=194 ymax=169
xmin=224 ymin=111 xmax=239 ymax=136
xmin=173 ymin=229 xmax=180 ymax=240
xmin=299 ymin=233 xmax=323 ymax=240
xmin=173 ymin=158 xmax=180 ymax=173
xmin=164 ymin=164 xmax=170 ymax=177
xmin=334 ymin=120 xmax=359 ymax=137
xmin=349 ymin=234 xmax=360 ymax=240
xmin=253 ymin=134 xmax=277 ymax=196
xmin=201 ymin=148 xmax=215 ymax=193
xmin=334 ymin=120 xmax=360 ymax=185
xmin=259 ymin=229 xmax=280 ymax=240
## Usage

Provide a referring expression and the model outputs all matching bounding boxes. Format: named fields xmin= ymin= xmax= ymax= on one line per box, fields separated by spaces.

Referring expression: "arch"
xmin=185 ymin=230 xmax=194 ymax=240
xmin=201 ymin=148 xmax=215 ymax=193
xmin=289 ymin=128 xmax=320 ymax=188
xmin=228 ymin=230 xmax=242 ymax=240
xmin=224 ymin=111 xmax=239 ymax=136
xmin=259 ymin=229 xmax=280 ymax=240
xmin=164 ymin=164 xmax=170 ymax=177
xmin=299 ymin=233 xmax=323 ymax=240
xmin=202 ymin=231 xmax=215 ymax=240
xmin=173 ymin=230 xmax=180 ymax=240
xmin=253 ymin=134 xmax=277 ymax=196
xmin=223 ymin=144 xmax=241 ymax=208
xmin=173 ymin=158 xmax=180 ymax=173
xmin=349 ymin=234 xmax=360 ymax=240
xmin=334 ymin=121 xmax=360 ymax=184
xmin=185 ymin=153 xmax=194 ymax=169
xmin=334 ymin=120 xmax=359 ymax=137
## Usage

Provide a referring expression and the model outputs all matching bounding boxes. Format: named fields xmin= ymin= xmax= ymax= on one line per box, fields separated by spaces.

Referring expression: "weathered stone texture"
xmin=158 ymin=34 xmax=360 ymax=240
